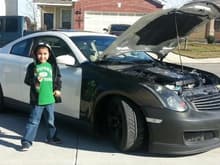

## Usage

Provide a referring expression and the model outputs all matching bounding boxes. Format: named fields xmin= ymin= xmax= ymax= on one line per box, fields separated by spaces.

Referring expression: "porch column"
xmin=206 ymin=19 xmax=215 ymax=37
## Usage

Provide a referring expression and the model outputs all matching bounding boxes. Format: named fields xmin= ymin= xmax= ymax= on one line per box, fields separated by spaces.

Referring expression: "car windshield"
xmin=103 ymin=51 xmax=156 ymax=64
xmin=71 ymin=36 xmax=116 ymax=61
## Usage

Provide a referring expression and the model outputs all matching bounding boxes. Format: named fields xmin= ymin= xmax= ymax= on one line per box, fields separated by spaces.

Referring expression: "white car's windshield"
xmin=71 ymin=36 xmax=116 ymax=61
xmin=103 ymin=51 xmax=156 ymax=64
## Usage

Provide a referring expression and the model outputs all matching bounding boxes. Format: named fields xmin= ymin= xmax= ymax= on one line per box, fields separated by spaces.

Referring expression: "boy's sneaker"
xmin=46 ymin=137 xmax=62 ymax=144
xmin=21 ymin=141 xmax=31 ymax=151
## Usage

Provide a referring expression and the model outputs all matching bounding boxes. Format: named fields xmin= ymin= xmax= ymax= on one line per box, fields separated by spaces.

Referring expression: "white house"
xmin=0 ymin=0 xmax=6 ymax=16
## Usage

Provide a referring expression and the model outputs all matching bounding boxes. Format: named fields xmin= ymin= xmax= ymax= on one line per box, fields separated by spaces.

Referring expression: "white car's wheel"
xmin=107 ymin=97 xmax=145 ymax=152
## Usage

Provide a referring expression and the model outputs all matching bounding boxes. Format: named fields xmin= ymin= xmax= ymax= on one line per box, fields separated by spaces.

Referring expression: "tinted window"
xmin=11 ymin=39 xmax=32 ymax=57
xmin=34 ymin=36 xmax=73 ymax=57
xmin=5 ymin=18 xmax=18 ymax=32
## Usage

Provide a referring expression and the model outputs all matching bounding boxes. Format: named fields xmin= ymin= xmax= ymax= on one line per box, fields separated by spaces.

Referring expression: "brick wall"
xmin=188 ymin=24 xmax=206 ymax=42
xmin=74 ymin=0 xmax=161 ymax=29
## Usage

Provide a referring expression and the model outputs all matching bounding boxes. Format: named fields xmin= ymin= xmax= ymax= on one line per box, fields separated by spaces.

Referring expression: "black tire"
xmin=107 ymin=97 xmax=145 ymax=152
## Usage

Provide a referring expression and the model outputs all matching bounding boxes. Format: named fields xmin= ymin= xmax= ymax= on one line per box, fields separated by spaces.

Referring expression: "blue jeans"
xmin=21 ymin=104 xmax=57 ymax=145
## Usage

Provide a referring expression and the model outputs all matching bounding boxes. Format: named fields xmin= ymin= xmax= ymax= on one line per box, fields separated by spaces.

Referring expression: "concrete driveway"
xmin=1 ymin=110 xmax=220 ymax=165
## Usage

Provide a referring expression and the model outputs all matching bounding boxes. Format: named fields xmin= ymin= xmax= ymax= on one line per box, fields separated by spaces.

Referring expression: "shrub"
xmin=206 ymin=35 xmax=215 ymax=44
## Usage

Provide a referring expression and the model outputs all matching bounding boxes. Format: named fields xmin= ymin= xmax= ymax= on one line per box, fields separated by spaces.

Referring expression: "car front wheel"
xmin=107 ymin=97 xmax=145 ymax=152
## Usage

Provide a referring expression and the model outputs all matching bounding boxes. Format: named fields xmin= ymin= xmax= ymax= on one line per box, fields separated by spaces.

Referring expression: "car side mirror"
xmin=56 ymin=55 xmax=76 ymax=66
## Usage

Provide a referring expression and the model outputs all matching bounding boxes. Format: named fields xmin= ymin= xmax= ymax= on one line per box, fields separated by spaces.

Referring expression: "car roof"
xmin=27 ymin=30 xmax=115 ymax=38
xmin=0 ymin=30 xmax=116 ymax=54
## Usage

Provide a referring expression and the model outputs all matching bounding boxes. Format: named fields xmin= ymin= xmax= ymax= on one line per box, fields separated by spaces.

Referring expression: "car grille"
xmin=191 ymin=93 xmax=220 ymax=111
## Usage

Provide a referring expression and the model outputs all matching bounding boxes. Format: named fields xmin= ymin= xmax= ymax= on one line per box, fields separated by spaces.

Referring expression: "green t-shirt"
xmin=36 ymin=62 xmax=55 ymax=105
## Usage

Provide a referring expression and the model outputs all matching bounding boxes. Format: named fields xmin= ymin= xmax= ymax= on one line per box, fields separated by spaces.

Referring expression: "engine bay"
xmin=119 ymin=62 xmax=220 ymax=98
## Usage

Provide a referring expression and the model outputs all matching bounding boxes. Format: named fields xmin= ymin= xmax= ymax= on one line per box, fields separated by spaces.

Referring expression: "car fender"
xmin=80 ymin=63 xmax=163 ymax=121
xmin=89 ymin=81 xmax=164 ymax=123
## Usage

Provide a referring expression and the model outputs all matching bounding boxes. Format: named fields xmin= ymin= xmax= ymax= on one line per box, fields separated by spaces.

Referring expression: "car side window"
xmin=11 ymin=39 xmax=32 ymax=57
xmin=34 ymin=36 xmax=73 ymax=58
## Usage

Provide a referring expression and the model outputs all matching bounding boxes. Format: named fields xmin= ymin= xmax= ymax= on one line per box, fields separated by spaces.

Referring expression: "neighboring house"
xmin=151 ymin=0 xmax=220 ymax=42
xmin=0 ymin=0 xmax=6 ymax=16
xmin=33 ymin=0 xmax=77 ymax=30
xmin=73 ymin=0 xmax=162 ymax=32
xmin=33 ymin=0 xmax=162 ymax=32
xmin=0 ymin=0 xmax=33 ymax=30
xmin=211 ymin=0 xmax=220 ymax=41
xmin=0 ymin=0 xmax=25 ymax=16
xmin=187 ymin=0 xmax=220 ymax=42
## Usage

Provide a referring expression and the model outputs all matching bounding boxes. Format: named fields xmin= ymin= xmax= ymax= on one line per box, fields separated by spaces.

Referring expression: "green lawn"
xmin=173 ymin=42 xmax=220 ymax=58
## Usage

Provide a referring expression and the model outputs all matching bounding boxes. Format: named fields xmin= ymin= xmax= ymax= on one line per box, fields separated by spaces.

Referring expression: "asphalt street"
xmin=1 ymin=54 xmax=220 ymax=165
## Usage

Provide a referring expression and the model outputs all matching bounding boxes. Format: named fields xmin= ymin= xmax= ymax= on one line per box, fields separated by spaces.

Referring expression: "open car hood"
xmin=103 ymin=1 xmax=220 ymax=60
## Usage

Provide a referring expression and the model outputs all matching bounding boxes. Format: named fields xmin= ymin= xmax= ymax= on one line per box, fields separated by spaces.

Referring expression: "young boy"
xmin=21 ymin=42 xmax=62 ymax=151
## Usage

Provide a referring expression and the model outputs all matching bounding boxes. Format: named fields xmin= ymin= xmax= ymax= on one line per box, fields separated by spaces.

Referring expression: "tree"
xmin=19 ymin=0 xmax=38 ymax=30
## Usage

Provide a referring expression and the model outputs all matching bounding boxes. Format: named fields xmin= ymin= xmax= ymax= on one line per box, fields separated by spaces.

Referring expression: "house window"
xmin=62 ymin=9 xmax=71 ymax=29
xmin=214 ymin=18 xmax=220 ymax=32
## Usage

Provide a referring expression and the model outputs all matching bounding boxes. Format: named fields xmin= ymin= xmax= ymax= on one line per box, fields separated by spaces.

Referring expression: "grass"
xmin=173 ymin=42 xmax=220 ymax=58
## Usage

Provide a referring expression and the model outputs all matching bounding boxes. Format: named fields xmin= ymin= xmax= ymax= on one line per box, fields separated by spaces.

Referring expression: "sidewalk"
xmin=164 ymin=52 xmax=220 ymax=63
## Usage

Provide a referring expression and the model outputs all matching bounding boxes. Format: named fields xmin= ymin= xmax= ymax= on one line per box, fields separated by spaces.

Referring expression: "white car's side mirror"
xmin=56 ymin=55 xmax=76 ymax=65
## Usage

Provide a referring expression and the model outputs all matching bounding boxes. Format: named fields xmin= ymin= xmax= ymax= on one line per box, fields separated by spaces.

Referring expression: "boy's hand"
xmin=54 ymin=90 xmax=61 ymax=96
xmin=37 ymin=76 xmax=43 ymax=82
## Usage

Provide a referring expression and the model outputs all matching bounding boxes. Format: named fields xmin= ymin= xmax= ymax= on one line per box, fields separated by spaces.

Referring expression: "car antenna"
xmin=174 ymin=11 xmax=184 ymax=73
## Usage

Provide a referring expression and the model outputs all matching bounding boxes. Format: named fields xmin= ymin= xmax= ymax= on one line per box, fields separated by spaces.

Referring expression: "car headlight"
xmin=154 ymin=85 xmax=188 ymax=112
xmin=141 ymin=83 xmax=188 ymax=112
xmin=216 ymin=84 xmax=220 ymax=89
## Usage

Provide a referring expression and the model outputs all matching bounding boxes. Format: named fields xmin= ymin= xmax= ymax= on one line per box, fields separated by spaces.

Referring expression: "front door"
xmin=44 ymin=13 xmax=54 ymax=30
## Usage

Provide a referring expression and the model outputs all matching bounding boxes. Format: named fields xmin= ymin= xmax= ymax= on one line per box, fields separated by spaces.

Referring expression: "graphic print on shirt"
xmin=36 ymin=62 xmax=55 ymax=105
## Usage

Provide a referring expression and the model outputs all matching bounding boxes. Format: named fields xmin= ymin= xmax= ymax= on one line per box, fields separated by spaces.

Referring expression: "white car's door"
xmin=55 ymin=64 xmax=82 ymax=119
xmin=0 ymin=39 xmax=33 ymax=102
xmin=0 ymin=55 xmax=30 ymax=101
xmin=20 ymin=57 xmax=34 ymax=103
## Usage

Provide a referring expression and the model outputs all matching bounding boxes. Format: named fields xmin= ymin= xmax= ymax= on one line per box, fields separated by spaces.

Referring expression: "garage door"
xmin=84 ymin=11 xmax=144 ymax=33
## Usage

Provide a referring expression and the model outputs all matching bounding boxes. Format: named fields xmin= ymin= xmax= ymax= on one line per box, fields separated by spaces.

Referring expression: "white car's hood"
xmin=103 ymin=1 xmax=220 ymax=59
